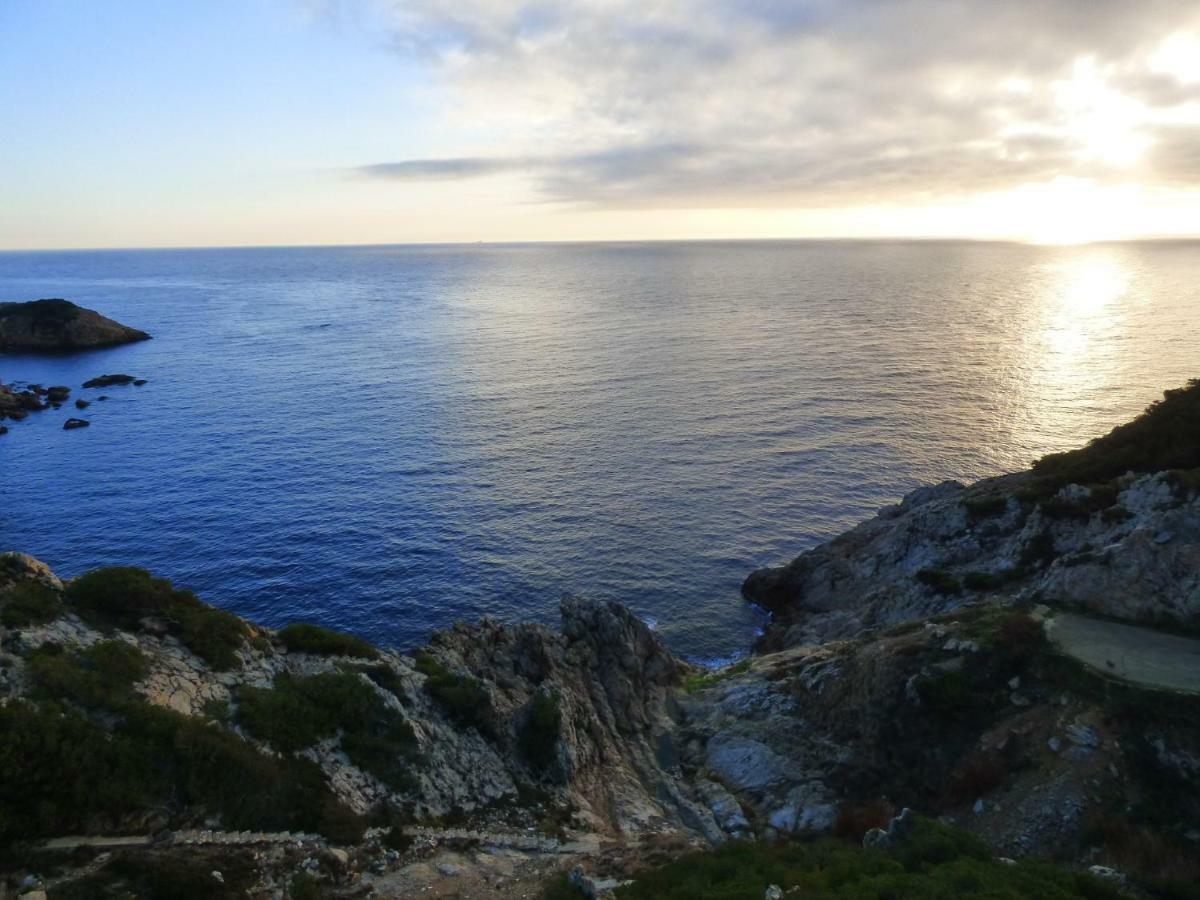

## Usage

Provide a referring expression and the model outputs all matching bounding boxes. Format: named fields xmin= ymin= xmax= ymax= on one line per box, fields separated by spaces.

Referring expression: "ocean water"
xmin=2 ymin=240 xmax=1199 ymax=661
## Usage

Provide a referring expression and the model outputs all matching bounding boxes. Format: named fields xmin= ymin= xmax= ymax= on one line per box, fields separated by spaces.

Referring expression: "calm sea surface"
xmin=2 ymin=241 xmax=1199 ymax=661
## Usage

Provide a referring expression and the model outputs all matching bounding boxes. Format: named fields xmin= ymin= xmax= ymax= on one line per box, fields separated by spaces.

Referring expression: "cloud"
xmin=358 ymin=157 xmax=527 ymax=179
xmin=348 ymin=0 xmax=1200 ymax=208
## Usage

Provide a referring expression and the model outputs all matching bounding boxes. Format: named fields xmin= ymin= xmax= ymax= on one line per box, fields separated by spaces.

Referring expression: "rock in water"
xmin=83 ymin=374 xmax=139 ymax=388
xmin=62 ymin=418 xmax=90 ymax=430
xmin=0 ymin=298 xmax=149 ymax=351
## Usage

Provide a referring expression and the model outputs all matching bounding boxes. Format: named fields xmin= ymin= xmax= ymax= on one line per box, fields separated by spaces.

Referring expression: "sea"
xmin=2 ymin=240 xmax=1199 ymax=662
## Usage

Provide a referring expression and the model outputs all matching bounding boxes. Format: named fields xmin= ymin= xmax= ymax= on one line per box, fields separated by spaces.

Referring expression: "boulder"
xmin=45 ymin=386 xmax=70 ymax=402
xmin=63 ymin=418 xmax=90 ymax=430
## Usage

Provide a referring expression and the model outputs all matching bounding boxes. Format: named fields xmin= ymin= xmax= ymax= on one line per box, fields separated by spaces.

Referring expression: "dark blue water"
xmin=3 ymin=241 xmax=1199 ymax=660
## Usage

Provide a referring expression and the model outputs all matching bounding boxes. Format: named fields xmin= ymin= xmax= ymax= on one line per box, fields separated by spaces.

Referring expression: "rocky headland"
xmin=0 ymin=299 xmax=149 ymax=352
xmin=3 ymin=381 xmax=1200 ymax=899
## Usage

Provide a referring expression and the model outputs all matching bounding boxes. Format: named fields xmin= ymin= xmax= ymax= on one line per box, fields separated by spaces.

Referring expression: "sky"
xmin=3 ymin=0 xmax=1200 ymax=249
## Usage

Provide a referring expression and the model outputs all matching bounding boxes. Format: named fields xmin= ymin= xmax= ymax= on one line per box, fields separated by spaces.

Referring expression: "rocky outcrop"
xmin=745 ymin=470 xmax=1200 ymax=648
xmin=0 ymin=299 xmax=149 ymax=351
xmin=424 ymin=598 xmax=720 ymax=837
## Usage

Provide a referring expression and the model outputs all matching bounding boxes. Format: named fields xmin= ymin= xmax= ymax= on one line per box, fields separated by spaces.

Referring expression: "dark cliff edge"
xmin=0 ymin=299 xmax=150 ymax=351
xmin=4 ymin=382 xmax=1200 ymax=898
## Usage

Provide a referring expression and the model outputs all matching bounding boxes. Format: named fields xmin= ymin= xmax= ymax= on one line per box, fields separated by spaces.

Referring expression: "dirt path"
xmin=1045 ymin=613 xmax=1200 ymax=695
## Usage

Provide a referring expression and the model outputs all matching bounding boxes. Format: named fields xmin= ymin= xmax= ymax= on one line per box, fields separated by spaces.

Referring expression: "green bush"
xmin=0 ymin=581 xmax=62 ymax=627
xmin=916 ymin=568 xmax=961 ymax=596
xmin=278 ymin=622 xmax=379 ymax=659
xmin=65 ymin=567 xmax=246 ymax=670
xmin=962 ymin=494 xmax=1008 ymax=519
xmin=0 ymin=698 xmax=365 ymax=846
xmin=237 ymin=671 xmax=417 ymax=790
xmin=519 ymin=690 xmax=562 ymax=772
xmin=414 ymin=653 xmax=493 ymax=735
xmin=1033 ymin=379 xmax=1200 ymax=491
xmin=611 ymin=816 xmax=1129 ymax=899
xmin=27 ymin=641 xmax=147 ymax=710
xmin=1017 ymin=530 xmax=1056 ymax=573
xmin=350 ymin=662 xmax=407 ymax=698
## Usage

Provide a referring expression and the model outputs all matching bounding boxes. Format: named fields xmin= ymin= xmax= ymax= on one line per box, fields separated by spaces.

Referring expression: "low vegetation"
xmin=915 ymin=567 xmax=961 ymax=596
xmin=543 ymin=816 xmax=1126 ymax=900
xmin=237 ymin=671 xmax=417 ymax=790
xmin=0 ymin=581 xmax=62 ymax=627
xmin=26 ymin=641 xmax=147 ymax=710
xmin=49 ymin=848 xmax=259 ymax=900
xmin=277 ymin=622 xmax=379 ymax=659
xmin=413 ymin=653 xmax=493 ymax=735
xmin=519 ymin=690 xmax=562 ymax=772
xmin=1032 ymin=379 xmax=1200 ymax=491
xmin=66 ymin=567 xmax=247 ymax=670
xmin=684 ymin=659 xmax=751 ymax=693
xmin=0 ymin=698 xmax=364 ymax=846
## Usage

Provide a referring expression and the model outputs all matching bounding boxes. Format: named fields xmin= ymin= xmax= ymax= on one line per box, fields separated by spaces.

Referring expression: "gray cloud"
xmin=358 ymin=157 xmax=527 ymax=179
xmin=350 ymin=0 xmax=1200 ymax=206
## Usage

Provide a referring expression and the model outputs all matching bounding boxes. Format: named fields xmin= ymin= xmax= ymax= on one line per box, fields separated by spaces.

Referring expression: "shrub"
xmin=414 ymin=653 xmax=493 ymax=735
xmin=27 ymin=640 xmax=147 ymax=710
xmin=0 ymin=697 xmax=364 ymax=846
xmin=962 ymin=571 xmax=1005 ymax=592
xmin=916 ymin=671 xmax=973 ymax=713
xmin=916 ymin=568 xmax=961 ymax=596
xmin=237 ymin=671 xmax=417 ymax=790
xmin=52 ymin=849 xmax=258 ymax=900
xmin=943 ymin=753 xmax=1007 ymax=806
xmin=290 ymin=872 xmax=327 ymax=900
xmin=66 ymin=567 xmax=246 ymax=670
xmin=1032 ymin=379 xmax=1200 ymax=489
xmin=962 ymin=494 xmax=1007 ymax=519
xmin=609 ymin=816 xmax=1129 ymax=899
xmin=1017 ymin=530 xmax=1056 ymax=573
xmin=351 ymin=662 xmax=407 ymax=698
xmin=832 ymin=798 xmax=896 ymax=841
xmin=0 ymin=581 xmax=62 ymax=627
xmin=1041 ymin=482 xmax=1121 ymax=521
xmin=519 ymin=690 xmax=562 ymax=772
xmin=0 ymin=701 xmax=154 ymax=842
xmin=278 ymin=622 xmax=379 ymax=659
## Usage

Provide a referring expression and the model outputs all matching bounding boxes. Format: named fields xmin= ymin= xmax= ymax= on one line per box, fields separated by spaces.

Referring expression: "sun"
xmin=970 ymin=178 xmax=1143 ymax=245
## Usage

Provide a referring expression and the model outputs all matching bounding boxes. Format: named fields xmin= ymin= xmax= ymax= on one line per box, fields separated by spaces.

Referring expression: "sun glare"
xmin=974 ymin=178 xmax=1143 ymax=245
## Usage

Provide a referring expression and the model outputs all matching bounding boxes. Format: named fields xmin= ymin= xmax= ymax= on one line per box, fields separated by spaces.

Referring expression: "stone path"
xmin=1046 ymin=613 xmax=1200 ymax=695
xmin=400 ymin=826 xmax=566 ymax=854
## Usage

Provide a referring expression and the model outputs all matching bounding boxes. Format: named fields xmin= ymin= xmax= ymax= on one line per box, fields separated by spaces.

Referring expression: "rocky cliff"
xmin=4 ymin=380 xmax=1200 ymax=898
xmin=0 ymin=299 xmax=149 ymax=351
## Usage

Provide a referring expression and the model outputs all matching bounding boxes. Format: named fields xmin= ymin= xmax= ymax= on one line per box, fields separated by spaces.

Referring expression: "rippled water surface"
xmin=2 ymin=241 xmax=1199 ymax=660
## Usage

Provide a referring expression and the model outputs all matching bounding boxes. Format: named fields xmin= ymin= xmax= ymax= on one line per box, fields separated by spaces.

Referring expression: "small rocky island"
xmin=0 ymin=298 xmax=149 ymax=351
xmin=2 ymin=381 xmax=1199 ymax=898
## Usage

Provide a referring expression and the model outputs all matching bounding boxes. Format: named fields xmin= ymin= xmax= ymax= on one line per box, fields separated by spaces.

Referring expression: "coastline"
xmin=3 ymin=379 xmax=1200 ymax=896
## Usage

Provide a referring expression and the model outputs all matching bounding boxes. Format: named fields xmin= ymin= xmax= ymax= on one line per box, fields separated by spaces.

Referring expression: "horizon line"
xmin=4 ymin=234 xmax=1200 ymax=255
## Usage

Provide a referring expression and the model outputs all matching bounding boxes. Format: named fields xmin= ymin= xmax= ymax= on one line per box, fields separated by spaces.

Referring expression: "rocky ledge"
xmin=0 ymin=298 xmax=149 ymax=351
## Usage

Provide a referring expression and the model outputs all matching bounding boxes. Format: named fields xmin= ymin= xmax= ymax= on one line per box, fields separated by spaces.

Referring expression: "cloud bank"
xmin=345 ymin=0 xmax=1200 ymax=209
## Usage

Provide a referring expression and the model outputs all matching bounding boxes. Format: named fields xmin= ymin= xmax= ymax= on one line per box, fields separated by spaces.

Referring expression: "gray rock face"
xmin=746 ymin=471 xmax=1200 ymax=646
xmin=424 ymin=597 xmax=722 ymax=835
xmin=0 ymin=299 xmax=149 ymax=351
